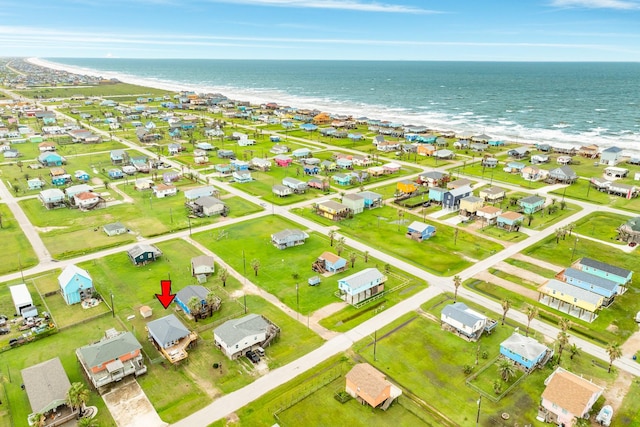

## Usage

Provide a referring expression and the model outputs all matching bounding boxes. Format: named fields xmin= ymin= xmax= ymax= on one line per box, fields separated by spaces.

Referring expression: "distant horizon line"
xmin=19 ymin=57 xmax=640 ymax=64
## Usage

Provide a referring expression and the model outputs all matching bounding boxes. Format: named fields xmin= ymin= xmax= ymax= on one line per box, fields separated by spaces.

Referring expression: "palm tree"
xmin=606 ymin=342 xmax=622 ymax=373
xmin=556 ymin=331 xmax=569 ymax=364
xmin=527 ymin=213 xmax=534 ymax=227
xmin=569 ymin=343 xmax=581 ymax=360
xmin=219 ymin=268 xmax=229 ymax=287
xmin=349 ymin=252 xmax=357 ymax=268
xmin=559 ymin=200 xmax=567 ymax=210
xmin=558 ymin=318 xmax=572 ymax=333
xmin=453 ymin=275 xmax=462 ymax=302
xmin=30 ymin=412 xmax=46 ymax=427
xmin=205 ymin=292 xmax=220 ymax=316
xmin=363 ymin=250 xmax=369 ymax=263
xmin=187 ymin=296 xmax=201 ymax=320
xmin=66 ymin=382 xmax=90 ymax=417
xmin=336 ymin=237 xmax=346 ymax=256
xmin=498 ymin=359 xmax=516 ymax=382
xmin=501 ymin=299 xmax=511 ymax=325
xmin=525 ymin=305 xmax=539 ymax=337
xmin=512 ymin=220 xmax=522 ymax=232
xmin=250 ymin=258 xmax=260 ymax=276
xmin=78 ymin=417 xmax=100 ymax=427
xmin=328 ymin=230 xmax=336 ymax=246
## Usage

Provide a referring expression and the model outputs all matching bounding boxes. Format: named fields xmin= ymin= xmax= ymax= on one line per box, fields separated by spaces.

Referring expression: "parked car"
xmin=245 ymin=350 xmax=260 ymax=364
xmin=0 ymin=327 xmax=10 ymax=335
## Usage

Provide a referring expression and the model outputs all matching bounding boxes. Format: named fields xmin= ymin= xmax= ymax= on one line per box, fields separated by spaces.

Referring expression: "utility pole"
xmin=373 ymin=330 xmax=377 ymax=361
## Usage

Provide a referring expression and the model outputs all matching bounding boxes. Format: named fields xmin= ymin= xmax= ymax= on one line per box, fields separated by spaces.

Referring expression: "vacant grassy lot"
xmin=572 ymin=211 xmax=631 ymax=245
xmin=0 ymin=204 xmax=38 ymax=274
xmin=15 ymin=83 xmax=172 ymax=98
xmin=294 ymin=204 xmax=504 ymax=275
xmin=550 ymin=179 xmax=640 ymax=213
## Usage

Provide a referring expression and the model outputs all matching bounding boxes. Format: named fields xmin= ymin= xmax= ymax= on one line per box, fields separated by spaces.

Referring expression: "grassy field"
xmin=293 ymin=204 xmax=504 ymax=275
xmin=0 ymin=204 xmax=38 ymax=274
xmin=572 ymin=211 xmax=631 ymax=244
xmin=14 ymin=83 xmax=172 ymax=98
xmin=550 ymin=179 xmax=640 ymax=213
xmin=502 ymin=258 xmax=558 ymax=278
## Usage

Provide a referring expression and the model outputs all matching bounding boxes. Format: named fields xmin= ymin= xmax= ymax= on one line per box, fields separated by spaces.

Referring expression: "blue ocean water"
xmin=44 ymin=58 xmax=640 ymax=150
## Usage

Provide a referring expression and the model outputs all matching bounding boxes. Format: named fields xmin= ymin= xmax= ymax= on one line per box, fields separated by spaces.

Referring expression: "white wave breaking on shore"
xmin=27 ymin=58 xmax=640 ymax=155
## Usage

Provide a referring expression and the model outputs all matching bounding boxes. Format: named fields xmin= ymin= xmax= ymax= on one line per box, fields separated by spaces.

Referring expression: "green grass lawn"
xmin=474 ymin=223 xmax=528 ymax=242
xmin=0 ymin=281 xmax=48 ymax=347
xmin=293 ymin=205 xmax=504 ymax=275
xmin=502 ymin=258 xmax=557 ymax=278
xmin=0 ymin=204 xmax=38 ymax=274
xmin=15 ymin=83 xmax=172 ymax=98
xmin=459 ymin=163 xmax=548 ymax=189
xmin=550 ymin=179 xmax=640 ymax=213
xmin=615 ymin=377 xmax=640 ymax=425
xmin=572 ymin=211 xmax=630 ymax=244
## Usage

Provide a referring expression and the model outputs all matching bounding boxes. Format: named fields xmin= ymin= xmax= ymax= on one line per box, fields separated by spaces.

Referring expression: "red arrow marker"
xmin=156 ymin=279 xmax=176 ymax=309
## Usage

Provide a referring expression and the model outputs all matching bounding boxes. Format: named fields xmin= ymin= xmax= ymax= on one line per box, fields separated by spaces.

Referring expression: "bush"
xmin=463 ymin=364 xmax=474 ymax=375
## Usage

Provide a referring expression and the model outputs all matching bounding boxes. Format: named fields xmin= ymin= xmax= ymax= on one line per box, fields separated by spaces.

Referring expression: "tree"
xmin=558 ymin=318 xmax=572 ymax=333
xmin=569 ymin=343 xmax=581 ymax=360
xmin=328 ymin=230 xmax=336 ymax=246
xmin=66 ymin=382 xmax=90 ymax=417
xmin=349 ymin=252 xmax=357 ymax=268
xmin=556 ymin=331 xmax=569 ymax=364
xmin=187 ymin=296 xmax=201 ymax=320
xmin=206 ymin=291 xmax=220 ymax=316
xmin=453 ymin=275 xmax=462 ymax=302
xmin=567 ymin=222 xmax=575 ymax=236
xmin=78 ymin=417 xmax=100 ymax=427
xmin=336 ymin=237 xmax=345 ymax=256
xmin=525 ymin=305 xmax=539 ymax=337
xmin=493 ymin=379 xmax=503 ymax=395
xmin=560 ymin=200 xmax=567 ymax=210
xmin=16 ymin=160 xmax=23 ymax=172
xmin=31 ymin=413 xmax=46 ymax=427
xmin=363 ymin=250 xmax=369 ymax=263
xmin=250 ymin=258 xmax=260 ymax=276
xmin=527 ymin=213 xmax=534 ymax=227
xmin=498 ymin=359 xmax=516 ymax=382
xmin=501 ymin=299 xmax=511 ymax=325
xmin=219 ymin=268 xmax=228 ymax=287
xmin=606 ymin=342 xmax=622 ymax=373
xmin=512 ymin=220 xmax=522 ymax=232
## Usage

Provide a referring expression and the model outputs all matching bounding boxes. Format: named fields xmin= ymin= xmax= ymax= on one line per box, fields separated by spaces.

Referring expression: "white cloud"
xmin=550 ymin=0 xmax=640 ymax=9
xmin=206 ymin=0 xmax=439 ymax=14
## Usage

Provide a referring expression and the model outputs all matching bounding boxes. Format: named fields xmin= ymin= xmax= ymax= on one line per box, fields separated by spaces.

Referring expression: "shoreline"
xmin=25 ymin=57 xmax=640 ymax=156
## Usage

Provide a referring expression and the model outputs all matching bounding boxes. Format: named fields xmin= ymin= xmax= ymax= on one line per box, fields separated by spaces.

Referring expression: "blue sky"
xmin=1 ymin=0 xmax=639 ymax=60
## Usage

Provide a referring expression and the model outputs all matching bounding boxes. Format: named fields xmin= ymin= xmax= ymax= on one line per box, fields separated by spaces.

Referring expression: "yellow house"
xmin=538 ymin=279 xmax=603 ymax=322
xmin=459 ymin=195 xmax=483 ymax=216
xmin=396 ymin=180 xmax=418 ymax=194
xmin=316 ymin=200 xmax=350 ymax=221
xmin=479 ymin=186 xmax=506 ymax=202
xmin=417 ymin=144 xmax=436 ymax=157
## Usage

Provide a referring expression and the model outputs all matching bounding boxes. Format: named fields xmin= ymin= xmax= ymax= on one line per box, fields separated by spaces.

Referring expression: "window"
xmin=574 ymin=298 xmax=577 ymax=303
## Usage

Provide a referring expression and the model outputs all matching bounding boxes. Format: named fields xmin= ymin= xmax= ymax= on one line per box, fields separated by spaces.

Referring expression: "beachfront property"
xmin=538 ymin=367 xmax=604 ymax=426
xmin=600 ymin=146 xmax=623 ymax=166
xmin=213 ymin=313 xmax=280 ymax=360
xmin=406 ymin=221 xmax=436 ymax=241
xmin=499 ymin=332 xmax=552 ymax=371
xmin=538 ymin=279 xmax=603 ymax=322
xmin=345 ymin=363 xmax=402 ymax=410
xmin=579 ymin=144 xmax=599 ymax=158
xmin=76 ymin=329 xmax=147 ymax=390
xmin=440 ymin=302 xmax=496 ymax=342
xmin=337 ymin=268 xmax=386 ymax=306
xmin=58 ymin=264 xmax=93 ymax=305
xmin=271 ymin=229 xmax=309 ymax=249
xmin=146 ymin=314 xmax=198 ymax=364
xmin=604 ymin=166 xmax=629 ymax=178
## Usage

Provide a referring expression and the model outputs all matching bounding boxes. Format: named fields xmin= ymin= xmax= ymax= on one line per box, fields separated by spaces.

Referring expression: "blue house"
xmin=601 ymin=146 xmax=623 ymax=166
xmin=407 ymin=221 xmax=436 ymax=241
xmin=316 ymin=252 xmax=347 ymax=273
xmin=504 ymin=161 xmax=525 ymax=173
xmin=488 ymin=140 xmax=505 ymax=147
xmin=336 ymin=158 xmax=353 ymax=169
xmin=303 ymin=164 xmax=319 ymax=175
xmin=357 ymin=191 xmax=383 ymax=209
xmin=108 ymin=169 xmax=124 ymax=179
xmin=230 ymin=159 xmax=249 ymax=171
xmin=270 ymin=135 xmax=281 ymax=142
xmin=74 ymin=170 xmax=90 ymax=181
xmin=561 ymin=267 xmax=620 ymax=304
xmin=292 ymin=148 xmax=311 ymax=158
xmin=519 ymin=195 xmax=545 ymax=214
xmin=576 ymin=258 xmax=633 ymax=287
xmin=169 ymin=128 xmax=181 ymax=138
xmin=27 ymin=178 xmax=44 ymax=190
xmin=332 ymin=173 xmax=352 ymax=186
xmin=57 ymin=265 xmax=93 ymax=305
xmin=500 ymin=332 xmax=551 ymax=371
xmin=52 ymin=174 xmax=72 ymax=186
xmin=38 ymin=152 xmax=65 ymax=167
xmin=442 ymin=185 xmax=473 ymax=210
xmin=338 ymin=268 xmax=386 ymax=306
xmin=110 ymin=150 xmax=127 ymax=165
xmin=215 ymin=164 xmax=232 ymax=174
xmin=429 ymin=187 xmax=447 ymax=203
xmin=175 ymin=285 xmax=210 ymax=316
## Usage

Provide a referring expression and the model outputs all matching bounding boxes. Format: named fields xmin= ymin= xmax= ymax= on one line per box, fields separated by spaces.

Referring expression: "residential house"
xmin=428 ymin=187 xmax=448 ymax=204
xmin=313 ymin=252 xmax=347 ymax=274
xmin=73 ymin=191 xmax=101 ymax=210
xmin=479 ymin=186 xmax=506 ymax=203
xmin=396 ymin=180 xmax=418 ymax=195
xmin=215 ymin=164 xmax=232 ymax=176
xmin=175 ymin=285 xmax=219 ymax=319
xmin=110 ymin=149 xmax=128 ymax=165
xmin=195 ymin=142 xmax=214 ymax=151
xmin=601 ymin=146 xmax=623 ymax=166
xmin=579 ymin=144 xmax=599 ymax=158
xmin=617 ymin=216 xmax=640 ymax=244
xmin=336 ymin=158 xmax=353 ymax=169
xmin=10 ymin=284 xmax=37 ymax=318
xmin=27 ymin=178 xmax=44 ymax=190
xmin=447 ymin=178 xmax=472 ymax=190
xmin=366 ymin=166 xmax=385 ymax=177
xmin=497 ymin=211 xmax=524 ymax=231
xmin=559 ymin=267 xmax=621 ymax=306
xmin=519 ymin=195 xmax=545 ymax=214
xmin=417 ymin=144 xmax=436 ymax=157
xmin=332 ymin=173 xmax=352 ymax=186
xmin=162 ymin=171 xmax=180 ymax=184
xmin=434 ymin=149 xmax=455 ymax=160
xmin=146 ymin=314 xmax=197 ymax=363
xmin=76 ymin=329 xmax=147 ymax=390
xmin=3 ymin=149 xmax=20 ymax=159
xmin=476 ymin=206 xmax=502 ymax=225
xmin=538 ymin=279 xmax=603 ymax=322
xmin=74 ymin=170 xmax=90 ymax=182
xmin=557 ymin=155 xmax=573 ymax=165
xmin=345 ymin=363 xmax=401 ymax=409
xmin=303 ymin=163 xmax=319 ymax=175
xmin=459 ymin=195 xmax=483 ymax=217
xmin=418 ymin=171 xmax=447 ymax=187
xmin=382 ymin=162 xmax=401 ymax=174
xmin=488 ymin=140 xmax=505 ymax=147
xmin=65 ymin=184 xmax=92 ymax=200
xmin=316 ymin=200 xmax=351 ymax=221
xmin=339 ymin=193 xmax=364 ymax=214
xmin=441 ymin=302 xmax=494 ymax=341
xmin=184 ymin=186 xmax=216 ymax=201
xmin=531 ymin=154 xmax=550 ymax=164
xmin=270 ymin=145 xmax=289 ymax=155
xmin=127 ymin=244 xmax=162 ymax=265
xmin=271 ymin=229 xmax=309 ymax=249
xmin=217 ymin=149 xmax=236 ymax=159
xmin=108 ymin=169 xmax=123 ymax=179
xmin=38 ymin=152 xmax=65 ymax=167
xmin=272 ymin=184 xmax=293 ymax=197
xmin=504 ymin=161 xmax=526 ymax=173
xmin=250 ymin=157 xmax=271 ymax=171
xmin=338 ymin=268 xmax=386 ymax=306
xmin=214 ymin=313 xmax=279 ymax=359
xmin=274 ymin=154 xmax=293 ymax=167
xmin=103 ymin=222 xmax=127 ymax=236
xmin=482 ymin=156 xmax=498 ymax=168
xmin=282 ymin=177 xmax=307 ymax=193
xmin=58 ymin=265 xmax=93 ymax=305
xmin=21 ymin=358 xmax=77 ymax=426
xmin=470 ymin=142 xmax=486 ymax=152
xmin=406 ymin=221 xmax=436 ymax=241
xmin=357 ymin=191 xmax=383 ymax=209
xmin=507 ymin=147 xmax=530 ymax=159
xmin=190 ymin=196 xmax=227 ymax=217
xmin=442 ymin=185 xmax=473 ymax=210
xmin=500 ymin=332 xmax=551 ymax=371
xmin=153 ymin=183 xmax=178 ymax=198
xmin=191 ymin=256 xmax=215 ymax=276
xmin=39 ymin=188 xmax=66 ymax=209
xmin=539 ymin=367 xmax=604 ymax=426
xmin=548 ymin=166 xmax=578 ymax=183
xmin=292 ymin=148 xmax=311 ymax=159
xmin=453 ymin=139 xmax=470 ymax=149
xmin=134 ymin=178 xmax=154 ymax=191
xmin=230 ymin=159 xmax=249 ymax=171
xmin=167 ymin=143 xmax=182 ymax=155
xmin=38 ymin=142 xmax=56 ymax=152
xmin=604 ymin=166 xmax=629 ymax=178
xmin=521 ymin=166 xmax=546 ymax=182
xmin=608 ymin=182 xmax=638 ymax=198
xmin=308 ymin=177 xmax=329 ymax=191
xmin=574 ymin=257 xmax=632 ymax=287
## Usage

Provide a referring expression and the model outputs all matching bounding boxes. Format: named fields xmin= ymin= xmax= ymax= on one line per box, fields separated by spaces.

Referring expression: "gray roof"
xmin=501 ymin=333 xmax=548 ymax=361
xmin=542 ymin=279 xmax=603 ymax=306
xmin=214 ymin=313 xmax=270 ymax=348
xmin=357 ymin=191 xmax=382 ymax=200
xmin=461 ymin=195 xmax=482 ymax=203
xmin=77 ymin=331 xmax=142 ymax=369
xmin=520 ymin=195 xmax=545 ymax=205
xmin=191 ymin=255 xmax=214 ymax=269
xmin=579 ymin=258 xmax=631 ymax=279
xmin=194 ymin=196 xmax=225 ymax=208
xmin=21 ymin=357 xmax=71 ymax=413
xmin=564 ymin=267 xmax=618 ymax=293
xmin=550 ymin=166 xmax=577 ymax=179
xmin=147 ymin=314 xmax=190 ymax=346
xmin=176 ymin=285 xmax=210 ymax=304
xmin=272 ymin=228 xmax=308 ymax=241
xmin=623 ymin=216 xmax=640 ymax=232
xmin=104 ymin=222 xmax=126 ymax=232
xmin=602 ymin=146 xmax=622 ymax=153
xmin=343 ymin=193 xmax=364 ymax=201
xmin=127 ymin=244 xmax=162 ymax=259
xmin=481 ymin=186 xmax=505 ymax=195
xmin=318 ymin=200 xmax=349 ymax=211
xmin=449 ymin=185 xmax=472 ymax=198
xmin=339 ymin=268 xmax=385 ymax=291
xmin=420 ymin=171 xmax=446 ymax=180
xmin=273 ymin=184 xmax=291 ymax=193
xmin=282 ymin=177 xmax=305 ymax=186
xmin=441 ymin=302 xmax=486 ymax=328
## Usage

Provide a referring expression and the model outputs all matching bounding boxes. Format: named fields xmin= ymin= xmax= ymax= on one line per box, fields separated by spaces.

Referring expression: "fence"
xmin=465 ymin=356 xmax=530 ymax=403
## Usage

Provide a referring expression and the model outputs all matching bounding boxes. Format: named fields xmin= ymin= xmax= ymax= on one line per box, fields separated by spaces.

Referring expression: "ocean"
xmin=39 ymin=58 xmax=640 ymax=152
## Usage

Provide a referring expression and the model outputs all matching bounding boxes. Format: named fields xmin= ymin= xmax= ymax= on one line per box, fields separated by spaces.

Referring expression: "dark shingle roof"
xmin=579 ymin=258 xmax=631 ymax=279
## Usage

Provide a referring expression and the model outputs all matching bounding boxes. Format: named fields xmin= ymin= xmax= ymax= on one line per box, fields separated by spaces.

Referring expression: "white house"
xmin=441 ymin=302 xmax=492 ymax=341
xmin=214 ymin=314 xmax=276 ymax=359
xmin=153 ymin=183 xmax=178 ymax=198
